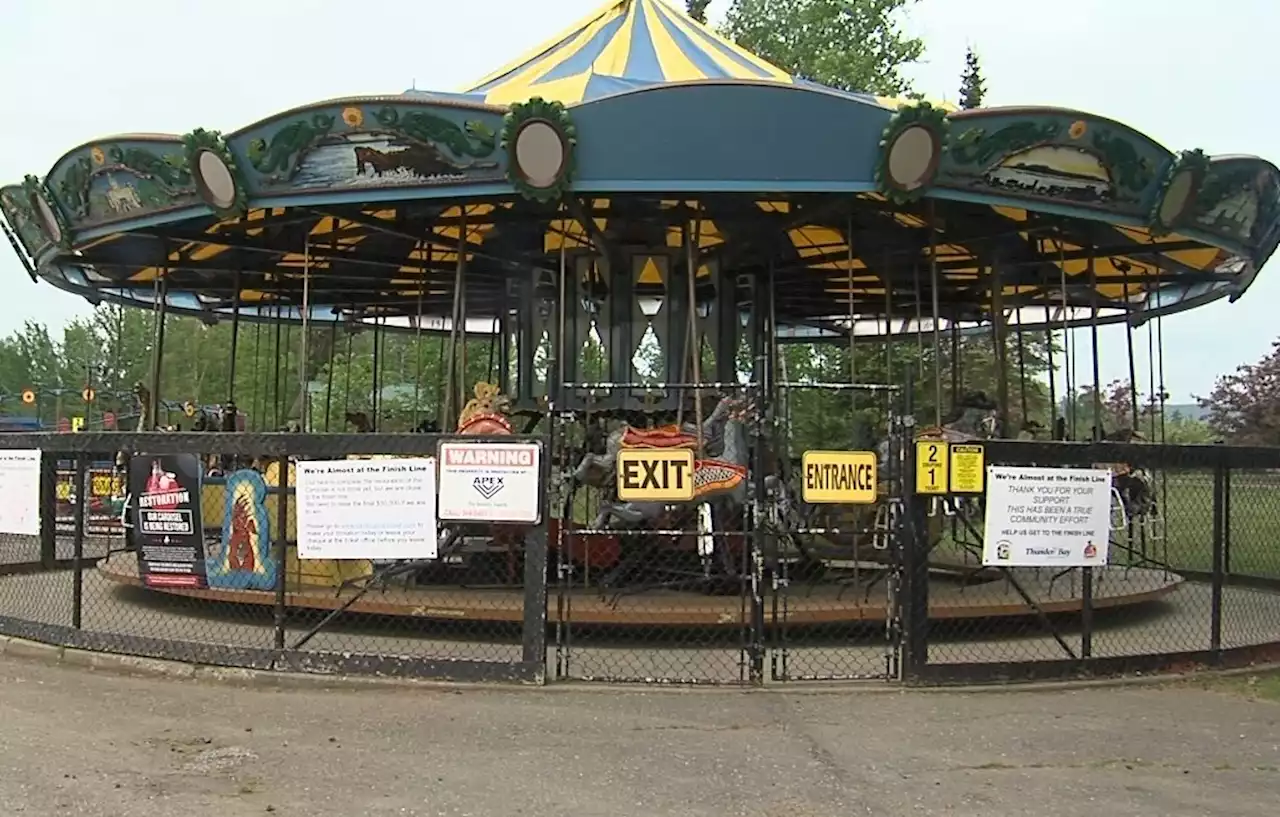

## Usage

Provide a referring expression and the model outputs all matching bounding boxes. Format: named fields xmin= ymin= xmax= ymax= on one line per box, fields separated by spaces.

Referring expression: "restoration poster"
xmin=129 ymin=453 xmax=208 ymax=588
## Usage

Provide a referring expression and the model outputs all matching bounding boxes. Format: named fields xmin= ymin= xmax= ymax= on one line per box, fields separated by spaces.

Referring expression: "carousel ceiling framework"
xmin=2 ymin=0 xmax=1278 ymax=344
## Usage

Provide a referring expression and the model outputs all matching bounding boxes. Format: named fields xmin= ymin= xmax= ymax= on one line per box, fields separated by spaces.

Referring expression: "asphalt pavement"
xmin=0 ymin=651 xmax=1277 ymax=816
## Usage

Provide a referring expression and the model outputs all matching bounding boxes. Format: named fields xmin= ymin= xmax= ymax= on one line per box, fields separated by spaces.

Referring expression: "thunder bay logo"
xmin=472 ymin=475 xmax=504 ymax=499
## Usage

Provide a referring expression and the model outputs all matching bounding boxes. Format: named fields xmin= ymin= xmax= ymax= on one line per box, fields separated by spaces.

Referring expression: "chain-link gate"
xmin=549 ymin=385 xmax=762 ymax=684
xmin=764 ymin=381 xmax=909 ymax=682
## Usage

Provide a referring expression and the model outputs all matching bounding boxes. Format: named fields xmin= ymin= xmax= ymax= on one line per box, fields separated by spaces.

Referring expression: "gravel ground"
xmin=0 ymin=652 xmax=1277 ymax=816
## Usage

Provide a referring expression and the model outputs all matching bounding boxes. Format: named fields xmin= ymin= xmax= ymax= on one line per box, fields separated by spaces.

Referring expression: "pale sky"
xmin=1 ymin=0 xmax=1275 ymax=402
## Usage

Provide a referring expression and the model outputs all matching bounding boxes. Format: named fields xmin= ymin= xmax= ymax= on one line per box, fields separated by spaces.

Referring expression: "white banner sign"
xmin=0 ymin=449 xmax=40 ymax=536
xmin=295 ymin=458 xmax=437 ymax=560
xmin=982 ymin=465 xmax=1113 ymax=567
xmin=437 ymin=442 xmax=541 ymax=524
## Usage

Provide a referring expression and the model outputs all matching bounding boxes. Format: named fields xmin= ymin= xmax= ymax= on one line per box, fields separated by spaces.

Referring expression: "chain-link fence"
xmin=3 ymin=433 xmax=1280 ymax=686
xmin=0 ymin=432 xmax=547 ymax=683
xmin=905 ymin=441 xmax=1280 ymax=684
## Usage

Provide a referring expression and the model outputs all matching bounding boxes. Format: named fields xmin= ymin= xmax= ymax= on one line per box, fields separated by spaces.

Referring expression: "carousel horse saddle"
xmin=620 ymin=425 xmax=701 ymax=450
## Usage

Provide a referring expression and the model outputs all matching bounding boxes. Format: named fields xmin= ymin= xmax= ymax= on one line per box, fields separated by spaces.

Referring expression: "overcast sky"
xmin=1 ymin=0 xmax=1275 ymax=402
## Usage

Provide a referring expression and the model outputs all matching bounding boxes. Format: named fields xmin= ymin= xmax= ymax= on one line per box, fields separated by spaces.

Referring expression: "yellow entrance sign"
xmin=801 ymin=450 xmax=878 ymax=504
xmin=616 ymin=449 xmax=695 ymax=502
xmin=949 ymin=444 xmax=985 ymax=493
xmin=915 ymin=440 xmax=948 ymax=495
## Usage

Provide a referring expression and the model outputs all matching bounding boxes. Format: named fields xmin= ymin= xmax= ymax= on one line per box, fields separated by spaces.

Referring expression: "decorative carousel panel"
xmin=44 ymin=138 xmax=198 ymax=233
xmin=227 ymin=101 xmax=507 ymax=196
xmin=1183 ymin=157 xmax=1280 ymax=254
xmin=0 ymin=183 xmax=47 ymax=256
xmin=935 ymin=110 xmax=1170 ymax=219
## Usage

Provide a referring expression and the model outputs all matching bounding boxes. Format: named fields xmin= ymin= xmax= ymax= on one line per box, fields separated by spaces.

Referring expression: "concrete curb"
xmin=3 ymin=633 xmax=1278 ymax=696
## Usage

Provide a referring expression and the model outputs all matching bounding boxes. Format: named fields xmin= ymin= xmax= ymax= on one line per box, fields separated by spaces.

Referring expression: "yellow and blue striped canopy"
xmin=462 ymin=0 xmax=796 ymax=106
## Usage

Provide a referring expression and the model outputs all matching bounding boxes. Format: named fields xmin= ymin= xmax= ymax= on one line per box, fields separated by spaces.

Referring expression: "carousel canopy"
xmin=1 ymin=0 xmax=1278 ymax=342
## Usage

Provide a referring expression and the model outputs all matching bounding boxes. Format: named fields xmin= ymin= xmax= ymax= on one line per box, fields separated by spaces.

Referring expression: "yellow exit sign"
xmin=616 ymin=449 xmax=695 ymax=501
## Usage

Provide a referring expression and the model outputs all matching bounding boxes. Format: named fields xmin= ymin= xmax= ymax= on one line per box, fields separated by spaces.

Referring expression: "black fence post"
xmin=899 ymin=413 xmax=928 ymax=683
xmin=39 ymin=451 xmax=57 ymax=570
xmin=520 ymin=437 xmax=550 ymax=682
xmin=1221 ymin=460 xmax=1232 ymax=577
xmin=72 ymin=453 xmax=87 ymax=630
xmin=273 ymin=454 xmax=288 ymax=650
xmin=1080 ymin=567 xmax=1092 ymax=660
xmin=1210 ymin=458 xmax=1226 ymax=659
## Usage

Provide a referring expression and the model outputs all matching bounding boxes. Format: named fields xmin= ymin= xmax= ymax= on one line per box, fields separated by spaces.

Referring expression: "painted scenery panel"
xmin=46 ymin=140 xmax=198 ymax=229
xmin=0 ymin=185 xmax=47 ymax=255
xmin=936 ymin=112 xmax=1170 ymax=217
xmin=1188 ymin=158 xmax=1280 ymax=251
xmin=232 ymin=103 xmax=505 ymax=194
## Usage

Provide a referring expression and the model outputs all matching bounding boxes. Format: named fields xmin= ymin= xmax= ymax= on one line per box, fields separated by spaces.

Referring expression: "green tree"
xmin=686 ymin=0 xmax=712 ymax=23
xmin=958 ymin=45 xmax=986 ymax=109
xmin=721 ymin=0 xmax=925 ymax=95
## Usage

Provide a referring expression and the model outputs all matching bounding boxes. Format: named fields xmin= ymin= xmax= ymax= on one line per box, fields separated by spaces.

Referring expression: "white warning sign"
xmin=437 ymin=441 xmax=542 ymax=524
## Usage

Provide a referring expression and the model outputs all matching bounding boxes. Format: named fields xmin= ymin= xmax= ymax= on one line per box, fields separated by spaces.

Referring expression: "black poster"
xmin=128 ymin=453 xmax=208 ymax=589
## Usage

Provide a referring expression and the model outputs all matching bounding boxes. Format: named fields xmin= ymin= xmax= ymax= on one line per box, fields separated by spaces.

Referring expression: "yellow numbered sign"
xmin=949 ymin=444 xmax=985 ymax=493
xmin=70 ymin=416 xmax=85 ymax=433
xmin=915 ymin=440 xmax=948 ymax=495
xmin=616 ymin=449 xmax=695 ymax=502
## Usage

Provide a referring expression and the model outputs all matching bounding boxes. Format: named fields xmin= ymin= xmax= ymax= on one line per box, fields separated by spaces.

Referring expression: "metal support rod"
xmin=298 ymin=236 xmax=311 ymax=431
xmin=928 ymin=201 xmax=943 ymax=427
xmin=323 ymin=318 xmax=337 ymax=432
xmin=148 ymin=274 xmax=169 ymax=431
xmin=1089 ymin=253 xmax=1102 ymax=439
xmin=687 ymin=213 xmax=704 ymax=451
xmin=228 ymin=268 xmax=241 ymax=403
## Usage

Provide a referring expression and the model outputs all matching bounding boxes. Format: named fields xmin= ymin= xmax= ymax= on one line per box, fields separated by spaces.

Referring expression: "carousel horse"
xmin=584 ymin=396 xmax=756 ymax=532
xmin=431 ymin=382 xmax=529 ymax=584
xmin=344 ymin=411 xmax=374 ymax=433
xmin=569 ymin=393 xmax=749 ymax=492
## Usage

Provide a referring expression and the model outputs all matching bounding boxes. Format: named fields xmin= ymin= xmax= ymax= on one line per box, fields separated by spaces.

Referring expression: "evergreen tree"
xmin=958 ymin=45 xmax=986 ymax=109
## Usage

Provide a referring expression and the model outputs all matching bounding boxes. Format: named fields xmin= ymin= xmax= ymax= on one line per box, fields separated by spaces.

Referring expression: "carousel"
xmin=3 ymin=0 xmax=1278 ymax=632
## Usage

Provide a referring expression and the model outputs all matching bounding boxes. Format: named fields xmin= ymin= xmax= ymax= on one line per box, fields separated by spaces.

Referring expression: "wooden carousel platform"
xmin=96 ymin=552 xmax=1183 ymax=627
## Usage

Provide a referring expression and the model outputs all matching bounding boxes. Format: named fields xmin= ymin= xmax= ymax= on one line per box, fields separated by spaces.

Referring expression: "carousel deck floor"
xmin=94 ymin=552 xmax=1183 ymax=626
xmin=4 ymin=564 xmax=1279 ymax=683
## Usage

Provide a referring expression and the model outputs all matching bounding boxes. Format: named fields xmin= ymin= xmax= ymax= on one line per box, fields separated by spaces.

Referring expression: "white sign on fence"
xmin=0 ymin=449 xmax=40 ymax=536
xmin=295 ymin=457 xmax=438 ymax=560
xmin=437 ymin=442 xmax=541 ymax=524
xmin=982 ymin=465 xmax=1113 ymax=567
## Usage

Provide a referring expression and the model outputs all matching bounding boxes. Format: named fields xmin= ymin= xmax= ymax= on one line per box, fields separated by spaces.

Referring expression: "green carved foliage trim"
xmin=874 ymin=101 xmax=951 ymax=205
xmin=371 ymin=106 xmax=498 ymax=159
xmin=500 ymin=97 xmax=577 ymax=204
xmin=1148 ymin=149 xmax=1209 ymax=237
xmin=182 ymin=128 xmax=249 ymax=218
xmin=246 ymin=112 xmax=337 ymax=182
